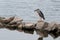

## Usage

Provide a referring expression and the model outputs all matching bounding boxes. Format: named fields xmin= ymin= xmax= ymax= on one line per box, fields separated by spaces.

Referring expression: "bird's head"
xmin=34 ymin=9 xmax=40 ymax=16
xmin=34 ymin=9 xmax=40 ymax=12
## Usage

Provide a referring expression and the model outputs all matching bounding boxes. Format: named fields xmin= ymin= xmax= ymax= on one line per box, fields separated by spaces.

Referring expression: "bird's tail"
xmin=43 ymin=17 xmax=45 ymax=20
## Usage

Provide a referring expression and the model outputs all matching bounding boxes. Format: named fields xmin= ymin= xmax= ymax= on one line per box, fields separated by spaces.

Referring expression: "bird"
xmin=34 ymin=9 xmax=45 ymax=20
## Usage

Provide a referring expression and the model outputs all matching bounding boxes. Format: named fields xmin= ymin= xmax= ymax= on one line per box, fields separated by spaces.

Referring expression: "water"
xmin=0 ymin=0 xmax=60 ymax=40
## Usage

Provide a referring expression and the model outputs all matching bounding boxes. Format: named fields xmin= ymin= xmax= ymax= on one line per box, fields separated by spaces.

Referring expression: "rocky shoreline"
xmin=0 ymin=16 xmax=60 ymax=40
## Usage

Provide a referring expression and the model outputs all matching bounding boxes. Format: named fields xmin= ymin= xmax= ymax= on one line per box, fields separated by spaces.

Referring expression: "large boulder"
xmin=35 ymin=20 xmax=48 ymax=30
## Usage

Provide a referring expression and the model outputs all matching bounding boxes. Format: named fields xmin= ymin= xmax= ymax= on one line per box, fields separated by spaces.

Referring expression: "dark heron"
xmin=34 ymin=9 xmax=45 ymax=20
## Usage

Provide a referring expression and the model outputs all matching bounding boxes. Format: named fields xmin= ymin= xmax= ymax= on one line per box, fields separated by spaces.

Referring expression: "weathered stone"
xmin=52 ymin=24 xmax=58 ymax=30
xmin=0 ymin=23 xmax=4 ymax=28
xmin=0 ymin=16 xmax=60 ymax=39
xmin=18 ymin=23 xmax=23 ymax=29
xmin=45 ymin=22 xmax=57 ymax=31
xmin=42 ymin=22 xmax=48 ymax=30
xmin=0 ymin=16 xmax=15 ymax=24
xmin=10 ymin=17 xmax=23 ymax=24
xmin=23 ymin=22 xmax=35 ymax=29
xmin=57 ymin=24 xmax=60 ymax=30
xmin=35 ymin=20 xmax=48 ymax=30
xmin=35 ymin=21 xmax=45 ymax=30
xmin=5 ymin=24 xmax=17 ymax=30
xmin=36 ymin=30 xmax=48 ymax=37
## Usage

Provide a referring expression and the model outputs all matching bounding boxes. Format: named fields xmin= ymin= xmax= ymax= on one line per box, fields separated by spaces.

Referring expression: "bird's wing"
xmin=38 ymin=11 xmax=45 ymax=20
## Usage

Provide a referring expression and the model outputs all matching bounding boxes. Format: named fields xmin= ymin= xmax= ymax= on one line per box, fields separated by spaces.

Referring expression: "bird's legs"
xmin=38 ymin=17 xmax=44 ymax=22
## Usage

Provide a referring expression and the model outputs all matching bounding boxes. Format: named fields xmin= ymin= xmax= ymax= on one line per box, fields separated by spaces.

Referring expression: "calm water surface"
xmin=0 ymin=0 xmax=60 ymax=40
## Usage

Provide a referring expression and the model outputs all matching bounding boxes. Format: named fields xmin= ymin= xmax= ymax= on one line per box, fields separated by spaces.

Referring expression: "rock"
xmin=18 ymin=23 xmax=24 ymax=29
xmin=23 ymin=22 xmax=35 ymax=29
xmin=57 ymin=24 xmax=60 ymax=30
xmin=45 ymin=22 xmax=57 ymax=31
xmin=17 ymin=29 xmax=23 ymax=32
xmin=10 ymin=17 xmax=23 ymax=24
xmin=0 ymin=17 xmax=5 ymax=20
xmin=23 ymin=29 xmax=34 ymax=34
xmin=0 ymin=16 xmax=15 ymax=24
xmin=5 ymin=21 xmax=20 ymax=30
xmin=0 ymin=23 xmax=4 ymax=28
xmin=38 ymin=37 xmax=43 ymax=40
xmin=35 ymin=20 xmax=48 ymax=30
xmin=36 ymin=29 xmax=48 ymax=37
xmin=49 ymin=31 xmax=59 ymax=38
xmin=42 ymin=22 xmax=48 ymax=30
xmin=35 ymin=21 xmax=44 ymax=30
xmin=5 ymin=24 xmax=17 ymax=30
